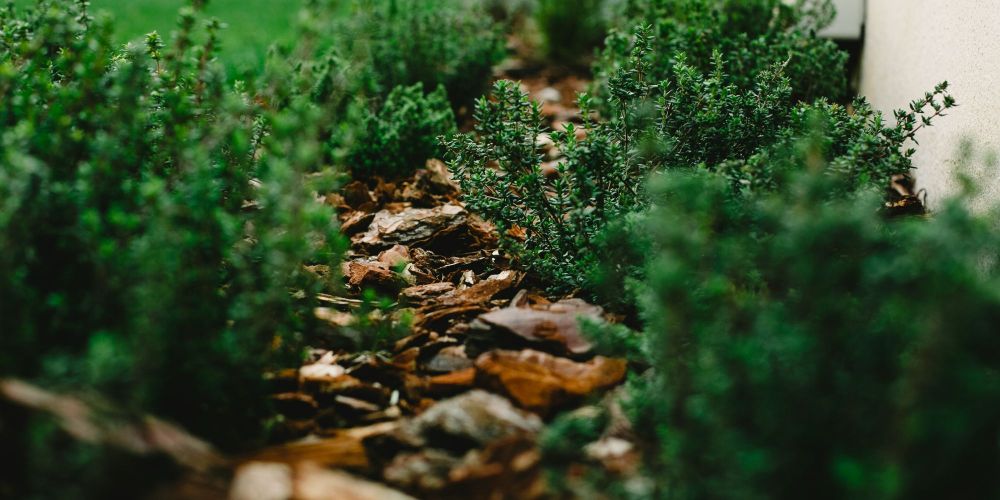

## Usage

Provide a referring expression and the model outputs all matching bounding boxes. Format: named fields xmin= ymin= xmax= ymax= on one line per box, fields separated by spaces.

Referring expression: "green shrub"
xmin=445 ymin=38 xmax=951 ymax=290
xmin=598 ymin=167 xmax=1000 ymax=499
xmin=349 ymin=83 xmax=456 ymax=177
xmin=535 ymin=0 xmax=610 ymax=65
xmin=599 ymin=0 xmax=848 ymax=105
xmin=719 ymin=82 xmax=957 ymax=196
xmin=0 ymin=3 xmax=341 ymax=491
xmin=445 ymin=80 xmax=632 ymax=288
xmin=313 ymin=0 xmax=507 ymax=109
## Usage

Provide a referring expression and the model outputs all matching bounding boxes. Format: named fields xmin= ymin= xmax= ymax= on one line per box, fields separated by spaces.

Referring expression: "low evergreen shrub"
xmin=446 ymin=40 xmax=952 ymax=290
xmin=311 ymin=0 xmax=507 ymax=109
xmin=0 ymin=3 xmax=343 ymax=495
xmin=599 ymin=0 xmax=848 ymax=105
xmin=596 ymin=167 xmax=1000 ymax=499
xmin=534 ymin=0 xmax=610 ymax=65
xmin=349 ymin=83 xmax=456 ymax=177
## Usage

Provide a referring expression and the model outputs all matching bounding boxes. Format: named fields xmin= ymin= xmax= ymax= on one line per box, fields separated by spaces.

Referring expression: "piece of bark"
xmin=342 ymin=260 xmax=405 ymax=291
xmin=342 ymin=180 xmax=376 ymax=209
xmin=475 ymin=349 xmax=627 ymax=417
xmin=422 ymin=345 xmax=474 ymax=374
xmin=340 ymin=211 xmax=376 ymax=236
xmin=425 ymin=368 xmax=477 ymax=397
xmin=359 ymin=203 xmax=468 ymax=250
xmin=295 ymin=462 xmax=416 ymax=500
xmin=437 ymin=270 xmax=522 ymax=307
xmin=470 ymin=298 xmax=603 ymax=357
xmin=378 ymin=244 xmax=411 ymax=267
xmin=400 ymin=282 xmax=456 ymax=304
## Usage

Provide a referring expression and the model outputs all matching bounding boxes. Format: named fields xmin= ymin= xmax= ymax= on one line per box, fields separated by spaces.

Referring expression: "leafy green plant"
xmin=445 ymin=80 xmax=630 ymax=288
xmin=598 ymin=0 xmax=848 ymax=106
xmin=311 ymin=0 xmax=507 ymax=109
xmin=719 ymin=82 xmax=958 ymax=196
xmin=0 ymin=3 xmax=343 ymax=496
xmin=349 ymin=83 xmax=457 ymax=177
xmin=598 ymin=167 xmax=1000 ymax=499
xmin=446 ymin=32 xmax=952 ymax=290
xmin=534 ymin=0 xmax=610 ymax=65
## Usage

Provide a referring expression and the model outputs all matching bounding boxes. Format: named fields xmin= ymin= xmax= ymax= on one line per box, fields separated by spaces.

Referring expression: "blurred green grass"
xmin=17 ymin=0 xmax=308 ymax=76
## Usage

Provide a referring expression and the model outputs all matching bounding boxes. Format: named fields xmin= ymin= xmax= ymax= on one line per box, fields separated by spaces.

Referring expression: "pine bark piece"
xmin=340 ymin=210 xmax=376 ymax=236
xmin=380 ymin=390 xmax=542 ymax=451
xmin=425 ymin=367 xmax=477 ymax=396
xmin=341 ymin=180 xmax=376 ymax=209
xmin=358 ymin=203 xmax=468 ymax=250
xmin=296 ymin=462 xmax=417 ymax=500
xmin=400 ymin=282 xmax=456 ymax=304
xmin=472 ymin=298 xmax=603 ymax=356
xmin=474 ymin=349 xmax=627 ymax=416
xmin=342 ymin=260 xmax=403 ymax=291
xmin=417 ymin=159 xmax=461 ymax=196
xmin=246 ymin=422 xmax=398 ymax=471
xmin=436 ymin=270 xmax=522 ymax=307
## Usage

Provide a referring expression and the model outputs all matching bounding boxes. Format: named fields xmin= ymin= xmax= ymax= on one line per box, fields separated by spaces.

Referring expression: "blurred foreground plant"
xmin=0 ymin=1 xmax=344 ymax=496
xmin=590 ymin=164 xmax=1000 ymax=499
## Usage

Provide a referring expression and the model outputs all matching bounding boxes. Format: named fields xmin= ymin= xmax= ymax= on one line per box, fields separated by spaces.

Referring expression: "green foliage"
xmin=294 ymin=0 xmax=504 ymax=176
xmin=0 ymin=3 xmax=341 ymax=490
xmin=601 ymin=168 xmax=1000 ymax=499
xmin=446 ymin=33 xmax=951 ymax=289
xmin=445 ymin=80 xmax=633 ymax=288
xmin=10 ymin=0 xmax=308 ymax=77
xmin=315 ymin=0 xmax=507 ymax=109
xmin=720 ymin=82 xmax=957 ymax=196
xmin=349 ymin=83 xmax=456 ymax=177
xmin=599 ymin=0 xmax=848 ymax=105
xmin=534 ymin=0 xmax=610 ymax=64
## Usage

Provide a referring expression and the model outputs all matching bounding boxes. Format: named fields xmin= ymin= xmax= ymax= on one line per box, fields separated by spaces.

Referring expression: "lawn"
xmin=17 ymin=0 xmax=306 ymax=75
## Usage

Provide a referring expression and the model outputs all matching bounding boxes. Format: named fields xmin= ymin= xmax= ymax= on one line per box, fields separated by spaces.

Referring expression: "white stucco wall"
xmin=859 ymin=0 xmax=1000 ymax=209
